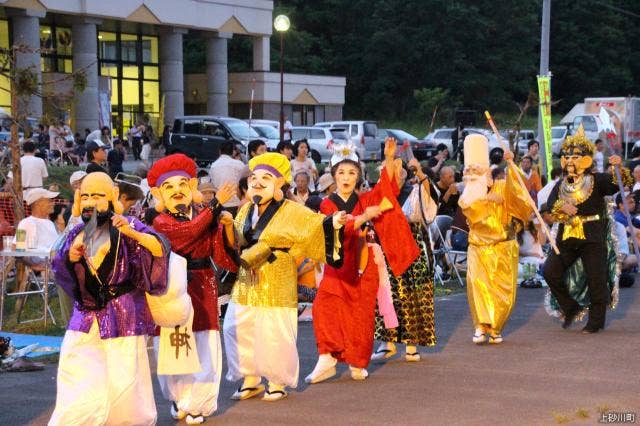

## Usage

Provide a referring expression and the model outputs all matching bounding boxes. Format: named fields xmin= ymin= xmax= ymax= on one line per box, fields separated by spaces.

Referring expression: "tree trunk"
xmin=10 ymin=78 xmax=24 ymax=222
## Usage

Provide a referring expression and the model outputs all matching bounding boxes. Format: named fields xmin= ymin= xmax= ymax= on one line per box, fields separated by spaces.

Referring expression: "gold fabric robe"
xmin=460 ymin=166 xmax=532 ymax=332
xmin=232 ymin=199 xmax=331 ymax=309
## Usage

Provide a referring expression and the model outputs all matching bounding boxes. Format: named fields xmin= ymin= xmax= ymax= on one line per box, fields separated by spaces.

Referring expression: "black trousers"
xmin=543 ymin=238 xmax=609 ymax=328
xmin=132 ymin=136 xmax=142 ymax=160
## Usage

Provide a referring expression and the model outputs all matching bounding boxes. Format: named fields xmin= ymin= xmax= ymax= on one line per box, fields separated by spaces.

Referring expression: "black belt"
xmin=187 ymin=257 xmax=213 ymax=270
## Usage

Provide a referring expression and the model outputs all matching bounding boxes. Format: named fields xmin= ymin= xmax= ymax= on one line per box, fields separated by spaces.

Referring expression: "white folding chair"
xmin=428 ymin=215 xmax=466 ymax=287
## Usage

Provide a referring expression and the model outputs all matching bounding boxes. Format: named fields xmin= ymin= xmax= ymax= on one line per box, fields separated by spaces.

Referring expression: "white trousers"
xmin=154 ymin=330 xmax=222 ymax=417
xmin=49 ymin=321 xmax=156 ymax=426
xmin=223 ymin=302 xmax=299 ymax=387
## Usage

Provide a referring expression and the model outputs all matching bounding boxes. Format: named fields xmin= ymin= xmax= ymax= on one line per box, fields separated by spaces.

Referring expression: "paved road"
xmin=3 ymin=285 xmax=639 ymax=425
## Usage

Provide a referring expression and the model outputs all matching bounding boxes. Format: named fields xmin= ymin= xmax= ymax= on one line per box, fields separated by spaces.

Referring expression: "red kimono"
xmin=153 ymin=206 xmax=237 ymax=332
xmin=313 ymin=169 xmax=419 ymax=368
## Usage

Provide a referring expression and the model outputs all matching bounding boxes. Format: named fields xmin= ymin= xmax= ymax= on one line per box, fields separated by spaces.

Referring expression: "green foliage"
xmin=216 ymin=0 xmax=640 ymax=123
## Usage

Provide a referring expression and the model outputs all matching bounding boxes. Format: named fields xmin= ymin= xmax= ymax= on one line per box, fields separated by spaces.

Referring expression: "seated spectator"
xmin=198 ymin=177 xmax=216 ymax=205
xmin=64 ymin=170 xmax=88 ymax=228
xmin=13 ymin=188 xmax=59 ymax=302
xmin=289 ymin=171 xmax=314 ymax=204
xmin=626 ymin=145 xmax=640 ymax=172
xmin=517 ymin=217 xmax=546 ymax=288
xmin=316 ymin=172 xmax=336 ymax=198
xmin=613 ymin=219 xmax=638 ymax=274
xmin=74 ymin=139 xmax=87 ymax=164
xmin=450 ymin=206 xmax=469 ymax=251
xmin=520 ymin=155 xmax=542 ymax=201
xmin=427 ymin=143 xmax=449 ymax=175
xmin=435 ymin=166 xmax=459 ymax=217
xmin=614 ymin=192 xmax=635 ymax=227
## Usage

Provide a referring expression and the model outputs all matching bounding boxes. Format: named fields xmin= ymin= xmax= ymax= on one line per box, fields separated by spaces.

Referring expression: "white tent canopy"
xmin=560 ymin=103 xmax=585 ymax=124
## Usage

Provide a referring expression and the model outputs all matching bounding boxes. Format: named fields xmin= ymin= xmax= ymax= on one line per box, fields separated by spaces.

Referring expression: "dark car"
xmin=377 ymin=129 xmax=436 ymax=160
xmin=168 ymin=116 xmax=257 ymax=166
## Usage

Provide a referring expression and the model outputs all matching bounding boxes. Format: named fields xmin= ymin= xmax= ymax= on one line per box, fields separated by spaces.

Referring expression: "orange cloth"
xmin=523 ymin=169 xmax=542 ymax=194
xmin=296 ymin=257 xmax=317 ymax=289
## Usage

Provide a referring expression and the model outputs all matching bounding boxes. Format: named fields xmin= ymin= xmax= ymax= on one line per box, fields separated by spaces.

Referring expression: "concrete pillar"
xmin=159 ymin=27 xmax=187 ymax=127
xmin=72 ymin=18 xmax=100 ymax=132
xmin=8 ymin=8 xmax=45 ymax=119
xmin=252 ymin=36 xmax=270 ymax=71
xmin=206 ymin=32 xmax=232 ymax=116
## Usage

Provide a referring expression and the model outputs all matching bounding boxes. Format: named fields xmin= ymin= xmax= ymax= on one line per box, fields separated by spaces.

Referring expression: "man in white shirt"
xmin=593 ymin=139 xmax=605 ymax=173
xmin=632 ymin=165 xmax=640 ymax=192
xmin=7 ymin=140 xmax=48 ymax=197
xmin=209 ymin=141 xmax=248 ymax=216
xmin=536 ymin=167 xmax=562 ymax=210
xmin=13 ymin=187 xmax=60 ymax=311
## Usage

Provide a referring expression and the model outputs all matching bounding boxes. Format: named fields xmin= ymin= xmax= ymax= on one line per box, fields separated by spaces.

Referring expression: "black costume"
xmin=542 ymin=172 xmax=618 ymax=331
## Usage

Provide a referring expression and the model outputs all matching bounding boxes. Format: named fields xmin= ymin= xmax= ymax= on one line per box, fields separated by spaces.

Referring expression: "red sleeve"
xmin=363 ymin=168 xmax=419 ymax=276
xmin=212 ymin=223 xmax=238 ymax=272
xmin=153 ymin=209 xmax=215 ymax=254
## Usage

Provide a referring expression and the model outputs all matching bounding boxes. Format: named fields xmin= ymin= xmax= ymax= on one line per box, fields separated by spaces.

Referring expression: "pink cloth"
xmin=371 ymin=243 xmax=398 ymax=329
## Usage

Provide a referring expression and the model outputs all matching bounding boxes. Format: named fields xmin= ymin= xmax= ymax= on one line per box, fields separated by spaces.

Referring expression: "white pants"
xmin=223 ymin=302 xmax=298 ymax=387
xmin=49 ymin=321 xmax=155 ymax=426
xmin=154 ymin=330 xmax=222 ymax=417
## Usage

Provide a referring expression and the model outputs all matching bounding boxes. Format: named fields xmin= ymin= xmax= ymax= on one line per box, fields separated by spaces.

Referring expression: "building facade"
xmin=0 ymin=0 xmax=345 ymax=137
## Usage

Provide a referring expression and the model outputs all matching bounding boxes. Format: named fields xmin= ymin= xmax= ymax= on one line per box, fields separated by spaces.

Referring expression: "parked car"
xmin=376 ymin=129 xmax=435 ymax=160
xmin=245 ymin=119 xmax=280 ymax=130
xmin=314 ymin=120 xmax=379 ymax=161
xmin=551 ymin=126 xmax=569 ymax=156
xmin=512 ymin=129 xmax=537 ymax=155
xmin=169 ymin=116 xmax=258 ymax=166
xmin=424 ymin=128 xmax=455 ymax=152
xmin=251 ymin=124 xmax=280 ymax=151
xmin=291 ymin=126 xmax=333 ymax=163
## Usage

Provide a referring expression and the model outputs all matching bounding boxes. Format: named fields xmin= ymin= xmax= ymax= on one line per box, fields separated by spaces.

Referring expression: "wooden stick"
xmin=484 ymin=111 xmax=560 ymax=255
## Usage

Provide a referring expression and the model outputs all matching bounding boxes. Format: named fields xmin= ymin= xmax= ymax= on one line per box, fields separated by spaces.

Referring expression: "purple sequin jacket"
xmin=52 ymin=217 xmax=169 ymax=339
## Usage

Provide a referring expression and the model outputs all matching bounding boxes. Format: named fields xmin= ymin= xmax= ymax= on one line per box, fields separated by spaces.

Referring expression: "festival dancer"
xmin=50 ymin=172 xmax=174 ymax=425
xmin=372 ymin=158 xmax=438 ymax=362
xmin=542 ymin=129 xmax=629 ymax=333
xmin=459 ymin=135 xmax=532 ymax=344
xmin=306 ymin=138 xmax=419 ymax=383
xmin=223 ymin=152 xmax=346 ymax=402
xmin=148 ymin=154 xmax=238 ymax=424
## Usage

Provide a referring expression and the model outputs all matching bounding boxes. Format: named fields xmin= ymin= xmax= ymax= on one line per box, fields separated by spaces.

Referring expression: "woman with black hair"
xmin=247 ymin=139 xmax=267 ymax=159
xmin=290 ymin=139 xmax=318 ymax=191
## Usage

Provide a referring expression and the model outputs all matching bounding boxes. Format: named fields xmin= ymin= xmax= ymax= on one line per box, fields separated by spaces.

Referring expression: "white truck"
xmin=578 ymin=97 xmax=640 ymax=154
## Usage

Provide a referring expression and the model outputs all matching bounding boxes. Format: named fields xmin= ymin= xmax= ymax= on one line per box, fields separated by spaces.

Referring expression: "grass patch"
xmin=434 ymin=280 xmax=466 ymax=297
xmin=1 ymin=276 xmax=66 ymax=336
xmin=46 ymin=164 xmax=81 ymax=199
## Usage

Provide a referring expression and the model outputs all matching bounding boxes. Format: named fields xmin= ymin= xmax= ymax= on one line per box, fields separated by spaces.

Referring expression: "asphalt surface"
xmin=2 ymin=283 xmax=639 ymax=425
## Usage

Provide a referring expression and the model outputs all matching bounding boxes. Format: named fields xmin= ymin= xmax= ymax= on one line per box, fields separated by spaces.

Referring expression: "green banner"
xmin=537 ymin=75 xmax=553 ymax=181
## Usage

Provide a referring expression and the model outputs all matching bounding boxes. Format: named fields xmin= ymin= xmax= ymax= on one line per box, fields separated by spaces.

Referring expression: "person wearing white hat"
xmin=12 ymin=188 xmax=60 ymax=311
xmin=316 ymin=172 xmax=336 ymax=198
xmin=459 ymin=134 xmax=532 ymax=345
xmin=64 ymin=170 xmax=88 ymax=229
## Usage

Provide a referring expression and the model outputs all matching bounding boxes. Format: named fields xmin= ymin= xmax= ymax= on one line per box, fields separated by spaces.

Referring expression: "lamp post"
xmin=274 ymin=14 xmax=290 ymax=143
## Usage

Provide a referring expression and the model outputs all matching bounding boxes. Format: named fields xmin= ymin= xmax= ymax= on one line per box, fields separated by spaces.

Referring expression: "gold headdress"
xmin=560 ymin=125 xmax=595 ymax=157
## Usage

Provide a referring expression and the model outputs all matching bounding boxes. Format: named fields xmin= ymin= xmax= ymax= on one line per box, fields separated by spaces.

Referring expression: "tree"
xmin=0 ymin=43 xmax=86 ymax=221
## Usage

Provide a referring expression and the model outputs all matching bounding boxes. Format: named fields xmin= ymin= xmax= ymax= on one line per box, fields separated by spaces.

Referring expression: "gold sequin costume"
xmin=461 ymin=166 xmax=532 ymax=333
xmin=224 ymin=199 xmax=339 ymax=387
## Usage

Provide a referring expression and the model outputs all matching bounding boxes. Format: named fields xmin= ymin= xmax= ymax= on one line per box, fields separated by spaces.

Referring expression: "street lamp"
xmin=274 ymin=14 xmax=290 ymax=143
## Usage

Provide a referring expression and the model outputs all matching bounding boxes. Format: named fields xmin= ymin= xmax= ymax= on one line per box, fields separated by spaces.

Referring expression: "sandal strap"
xmin=265 ymin=390 xmax=286 ymax=396
xmin=374 ymin=348 xmax=393 ymax=355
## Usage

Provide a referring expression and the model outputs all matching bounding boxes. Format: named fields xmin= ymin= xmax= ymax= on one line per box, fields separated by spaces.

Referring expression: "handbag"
xmin=402 ymin=182 xmax=437 ymax=226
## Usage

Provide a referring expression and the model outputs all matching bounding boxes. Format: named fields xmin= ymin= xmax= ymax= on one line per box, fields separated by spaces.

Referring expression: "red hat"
xmin=147 ymin=153 xmax=197 ymax=187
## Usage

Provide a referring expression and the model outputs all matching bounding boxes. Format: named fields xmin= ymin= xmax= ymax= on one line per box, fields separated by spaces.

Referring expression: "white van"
xmin=572 ymin=115 xmax=605 ymax=142
xmin=314 ymin=120 xmax=379 ymax=161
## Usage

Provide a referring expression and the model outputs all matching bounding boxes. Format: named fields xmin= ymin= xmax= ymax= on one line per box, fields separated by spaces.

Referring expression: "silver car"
xmin=251 ymin=124 xmax=280 ymax=151
xmin=291 ymin=126 xmax=333 ymax=163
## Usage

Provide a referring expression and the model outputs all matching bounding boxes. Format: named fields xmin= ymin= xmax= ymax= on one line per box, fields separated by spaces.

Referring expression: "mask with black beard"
xmin=81 ymin=202 xmax=114 ymax=226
